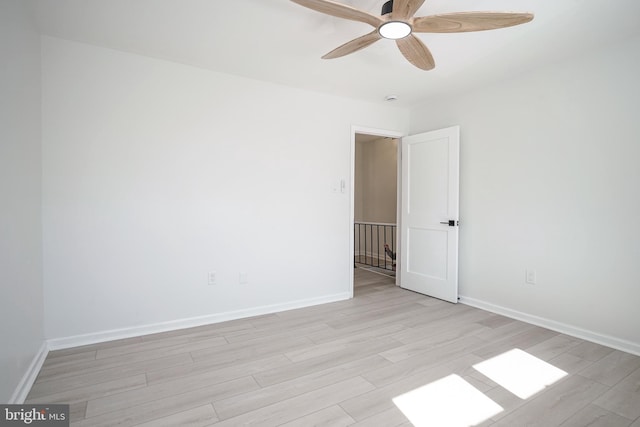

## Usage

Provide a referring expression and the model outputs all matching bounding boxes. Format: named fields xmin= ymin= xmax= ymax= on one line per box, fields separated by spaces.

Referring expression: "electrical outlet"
xmin=239 ymin=272 xmax=249 ymax=284
xmin=525 ymin=269 xmax=537 ymax=285
xmin=208 ymin=271 xmax=217 ymax=286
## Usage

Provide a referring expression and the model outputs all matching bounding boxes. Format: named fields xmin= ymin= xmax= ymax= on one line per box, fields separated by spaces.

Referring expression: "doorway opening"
xmin=350 ymin=126 xmax=404 ymax=297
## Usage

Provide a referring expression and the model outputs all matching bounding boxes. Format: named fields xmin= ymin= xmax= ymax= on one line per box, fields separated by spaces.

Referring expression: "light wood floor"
xmin=27 ymin=268 xmax=640 ymax=426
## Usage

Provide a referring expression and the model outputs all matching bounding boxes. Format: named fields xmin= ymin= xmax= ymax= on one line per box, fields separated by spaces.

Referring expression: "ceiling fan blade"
xmin=413 ymin=12 xmax=534 ymax=33
xmin=396 ymin=35 xmax=435 ymax=70
xmin=291 ymin=0 xmax=384 ymax=28
xmin=322 ymin=30 xmax=382 ymax=59
xmin=392 ymin=0 xmax=426 ymax=20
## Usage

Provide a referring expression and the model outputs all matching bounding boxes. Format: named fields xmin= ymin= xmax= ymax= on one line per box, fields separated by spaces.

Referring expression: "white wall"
xmin=41 ymin=36 xmax=409 ymax=340
xmin=0 ymin=0 xmax=45 ymax=402
xmin=410 ymin=35 xmax=640 ymax=351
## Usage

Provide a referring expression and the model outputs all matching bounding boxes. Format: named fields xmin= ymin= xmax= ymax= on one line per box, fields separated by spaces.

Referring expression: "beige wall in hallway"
xmin=354 ymin=136 xmax=398 ymax=224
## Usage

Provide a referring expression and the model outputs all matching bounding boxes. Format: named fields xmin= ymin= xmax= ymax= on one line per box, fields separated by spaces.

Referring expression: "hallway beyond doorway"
xmin=354 ymin=266 xmax=395 ymax=297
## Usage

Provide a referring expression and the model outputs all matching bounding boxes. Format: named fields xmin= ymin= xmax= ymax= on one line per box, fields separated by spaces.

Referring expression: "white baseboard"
xmin=354 ymin=251 xmax=389 ymax=261
xmin=459 ymin=295 xmax=640 ymax=357
xmin=48 ymin=292 xmax=351 ymax=351
xmin=9 ymin=342 xmax=49 ymax=404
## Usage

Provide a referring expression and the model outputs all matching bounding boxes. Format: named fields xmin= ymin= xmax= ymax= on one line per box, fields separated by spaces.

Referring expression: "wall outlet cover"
xmin=525 ymin=269 xmax=537 ymax=285
xmin=208 ymin=272 xmax=217 ymax=286
xmin=239 ymin=272 xmax=249 ymax=284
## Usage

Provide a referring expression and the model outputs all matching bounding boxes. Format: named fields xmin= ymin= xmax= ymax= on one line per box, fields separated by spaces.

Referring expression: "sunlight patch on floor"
xmin=472 ymin=348 xmax=568 ymax=399
xmin=392 ymin=374 xmax=503 ymax=427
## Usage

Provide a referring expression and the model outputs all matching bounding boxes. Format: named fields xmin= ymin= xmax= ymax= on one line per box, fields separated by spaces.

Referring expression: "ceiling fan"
xmin=290 ymin=0 xmax=534 ymax=70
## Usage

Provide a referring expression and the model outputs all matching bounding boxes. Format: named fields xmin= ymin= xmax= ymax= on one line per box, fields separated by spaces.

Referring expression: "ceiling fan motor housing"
xmin=381 ymin=0 xmax=393 ymax=16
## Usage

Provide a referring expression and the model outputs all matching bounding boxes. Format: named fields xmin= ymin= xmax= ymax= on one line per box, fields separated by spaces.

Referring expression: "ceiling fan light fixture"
xmin=378 ymin=21 xmax=412 ymax=40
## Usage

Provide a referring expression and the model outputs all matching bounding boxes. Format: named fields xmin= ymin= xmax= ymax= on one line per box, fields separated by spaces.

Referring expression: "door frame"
xmin=349 ymin=125 xmax=405 ymax=298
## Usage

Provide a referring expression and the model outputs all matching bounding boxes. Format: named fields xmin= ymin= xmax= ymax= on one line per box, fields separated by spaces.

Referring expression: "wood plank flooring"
xmin=27 ymin=268 xmax=640 ymax=426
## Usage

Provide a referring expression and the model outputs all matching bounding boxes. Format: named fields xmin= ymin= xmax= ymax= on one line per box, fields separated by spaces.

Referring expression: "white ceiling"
xmin=31 ymin=0 xmax=640 ymax=107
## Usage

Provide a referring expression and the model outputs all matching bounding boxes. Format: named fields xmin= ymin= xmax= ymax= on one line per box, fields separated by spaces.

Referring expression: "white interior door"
xmin=400 ymin=126 xmax=460 ymax=303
